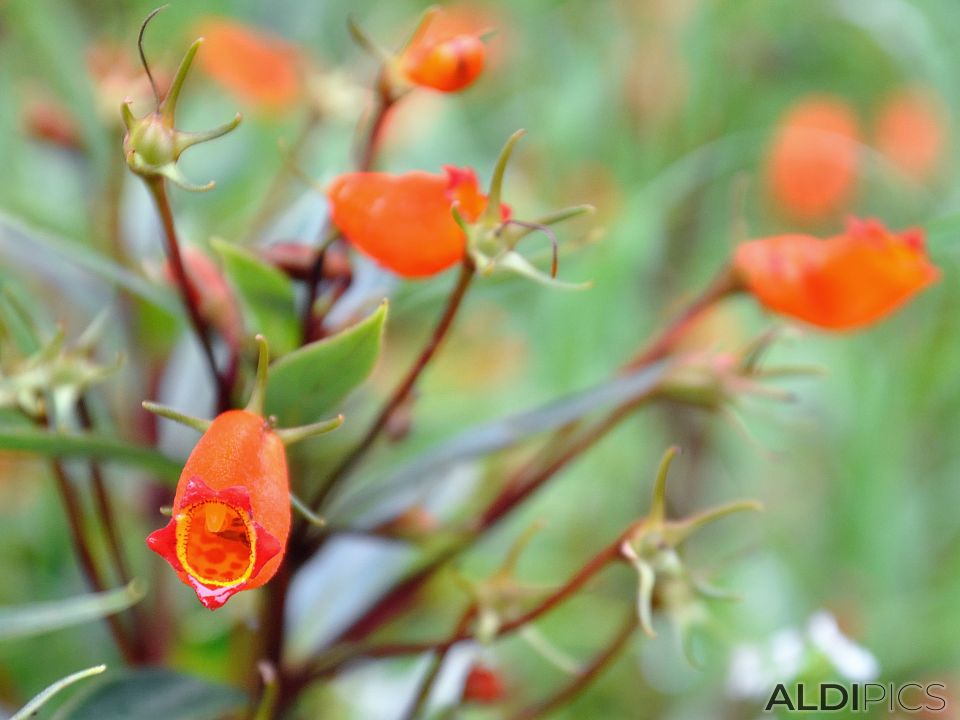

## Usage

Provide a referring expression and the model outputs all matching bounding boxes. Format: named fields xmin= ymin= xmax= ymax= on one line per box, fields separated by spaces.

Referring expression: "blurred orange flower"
xmin=147 ymin=410 xmax=290 ymax=609
xmin=734 ymin=217 xmax=939 ymax=330
xmin=400 ymin=8 xmax=489 ymax=92
xmin=327 ymin=166 xmax=509 ymax=277
xmin=766 ymin=96 xmax=861 ymax=222
xmin=163 ymin=248 xmax=243 ymax=350
xmin=195 ymin=18 xmax=303 ymax=111
xmin=462 ymin=663 xmax=506 ymax=704
xmin=874 ymin=86 xmax=948 ymax=184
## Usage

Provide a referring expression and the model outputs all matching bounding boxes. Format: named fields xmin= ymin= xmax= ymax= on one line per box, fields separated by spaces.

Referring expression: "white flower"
xmin=727 ymin=611 xmax=879 ymax=700
xmin=807 ymin=611 xmax=879 ymax=681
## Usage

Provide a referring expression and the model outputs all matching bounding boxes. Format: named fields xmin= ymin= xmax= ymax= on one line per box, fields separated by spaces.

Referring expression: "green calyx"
xmin=620 ymin=447 xmax=761 ymax=649
xmin=121 ymin=9 xmax=241 ymax=192
xmin=462 ymin=130 xmax=596 ymax=291
xmin=142 ymin=334 xmax=342 ymax=448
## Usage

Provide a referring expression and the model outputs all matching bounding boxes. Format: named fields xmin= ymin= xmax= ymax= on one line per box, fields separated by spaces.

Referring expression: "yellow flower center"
xmin=175 ymin=500 xmax=256 ymax=587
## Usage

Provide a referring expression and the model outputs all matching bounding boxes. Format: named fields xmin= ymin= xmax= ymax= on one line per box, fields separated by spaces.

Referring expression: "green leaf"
xmin=0 ymin=212 xmax=179 ymax=317
xmin=0 ymin=581 xmax=145 ymax=641
xmin=52 ymin=669 xmax=246 ymax=720
xmin=0 ymin=428 xmax=181 ymax=483
xmin=332 ymin=359 xmax=672 ymax=518
xmin=12 ymin=665 xmax=107 ymax=720
xmin=266 ymin=300 xmax=388 ymax=426
xmin=212 ymin=238 xmax=299 ymax=355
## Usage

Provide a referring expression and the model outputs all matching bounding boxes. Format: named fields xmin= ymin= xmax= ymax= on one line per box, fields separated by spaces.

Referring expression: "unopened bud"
xmin=461 ymin=663 xmax=505 ymax=704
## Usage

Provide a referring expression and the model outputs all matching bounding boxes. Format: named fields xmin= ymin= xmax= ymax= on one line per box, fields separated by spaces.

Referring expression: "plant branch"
xmin=76 ymin=397 xmax=152 ymax=661
xmin=144 ymin=177 xmax=231 ymax=410
xmin=49 ymin=456 xmax=138 ymax=664
xmin=625 ymin=265 xmax=740 ymax=370
xmin=301 ymin=261 xmax=733 ymax=654
xmin=358 ymin=86 xmax=396 ymax=173
xmin=401 ymin=607 xmax=476 ymax=720
xmin=307 ymin=260 xmax=476 ymax=513
xmin=299 ymin=523 xmax=630 ymax=682
xmin=507 ymin=610 xmax=638 ymax=720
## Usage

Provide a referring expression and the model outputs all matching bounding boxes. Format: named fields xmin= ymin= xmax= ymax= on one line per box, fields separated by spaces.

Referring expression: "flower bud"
xmin=122 ymin=16 xmax=241 ymax=192
xmin=733 ymin=217 xmax=939 ymax=330
xmin=461 ymin=663 xmax=505 ymax=704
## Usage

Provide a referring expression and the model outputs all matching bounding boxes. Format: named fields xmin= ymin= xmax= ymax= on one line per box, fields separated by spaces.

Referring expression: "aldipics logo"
xmin=764 ymin=682 xmax=947 ymax=713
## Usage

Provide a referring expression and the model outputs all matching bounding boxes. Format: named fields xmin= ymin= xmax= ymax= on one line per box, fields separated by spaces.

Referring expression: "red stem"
xmin=508 ymin=610 xmax=638 ymax=720
xmin=306 ymin=261 xmax=476 ymax=513
xmin=49 ymin=455 xmax=139 ymax=663
xmin=297 ymin=525 xmax=632 ymax=685
xmin=146 ymin=178 xmax=231 ymax=411
xmin=400 ymin=607 xmax=476 ymax=720
xmin=305 ymin=265 xmax=732 ymax=654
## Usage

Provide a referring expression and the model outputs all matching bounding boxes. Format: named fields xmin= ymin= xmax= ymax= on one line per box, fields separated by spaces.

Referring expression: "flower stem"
xmin=400 ymin=607 xmax=476 ymax=720
xmin=625 ymin=265 xmax=740 ymax=370
xmin=145 ymin=177 xmax=231 ymax=410
xmin=49 ymin=456 xmax=139 ymax=663
xmin=358 ymin=88 xmax=396 ymax=172
xmin=308 ymin=537 xmax=624 ymax=680
xmin=507 ymin=610 xmax=638 ymax=720
xmin=307 ymin=260 xmax=476 ymax=512
xmin=76 ymin=397 xmax=152 ymax=661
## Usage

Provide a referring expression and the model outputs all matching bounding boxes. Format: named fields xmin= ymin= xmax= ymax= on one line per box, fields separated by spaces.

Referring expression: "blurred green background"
xmin=2 ymin=0 xmax=960 ymax=717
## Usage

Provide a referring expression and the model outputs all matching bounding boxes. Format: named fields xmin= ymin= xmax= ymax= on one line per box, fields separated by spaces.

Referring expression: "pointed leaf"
xmin=52 ymin=669 xmax=246 ymax=720
xmin=332 ymin=359 xmax=671 ymax=519
xmin=0 ymin=428 xmax=181 ymax=482
xmin=266 ymin=301 xmax=388 ymax=425
xmin=212 ymin=238 xmax=299 ymax=354
xmin=12 ymin=665 xmax=106 ymax=720
xmin=0 ymin=581 xmax=144 ymax=641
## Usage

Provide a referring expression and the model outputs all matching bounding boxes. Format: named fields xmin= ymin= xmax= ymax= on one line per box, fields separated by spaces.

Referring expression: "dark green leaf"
xmin=332 ymin=359 xmax=672 ymax=517
xmin=52 ymin=669 xmax=246 ymax=720
xmin=212 ymin=238 xmax=299 ymax=355
xmin=0 ymin=581 xmax=145 ymax=641
xmin=0 ymin=428 xmax=181 ymax=482
xmin=266 ymin=300 xmax=388 ymax=425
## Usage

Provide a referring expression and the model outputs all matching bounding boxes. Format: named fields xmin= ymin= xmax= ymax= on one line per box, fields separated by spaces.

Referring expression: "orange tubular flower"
xmin=766 ymin=96 xmax=861 ymax=222
xmin=733 ymin=218 xmax=940 ymax=331
xmin=327 ymin=166 xmax=509 ymax=277
xmin=145 ymin=337 xmax=341 ymax=609
xmin=400 ymin=9 xmax=487 ymax=92
xmin=195 ymin=18 xmax=302 ymax=111
xmin=874 ymin=86 xmax=948 ymax=184
xmin=146 ymin=410 xmax=288 ymax=609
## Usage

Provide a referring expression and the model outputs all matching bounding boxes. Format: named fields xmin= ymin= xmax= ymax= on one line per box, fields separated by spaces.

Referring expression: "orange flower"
xmin=734 ymin=218 xmax=939 ymax=330
xmin=874 ymin=86 xmax=948 ymax=183
xmin=766 ymin=96 xmax=861 ymax=222
xmin=147 ymin=410 xmax=290 ymax=609
xmin=194 ymin=18 xmax=302 ymax=111
xmin=400 ymin=8 xmax=488 ymax=92
xmin=327 ymin=166 xmax=509 ymax=277
xmin=144 ymin=336 xmax=341 ymax=609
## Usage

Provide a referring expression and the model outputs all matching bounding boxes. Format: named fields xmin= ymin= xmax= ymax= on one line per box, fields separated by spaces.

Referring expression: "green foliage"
xmin=0 ymin=582 xmax=144 ymax=642
xmin=212 ymin=238 xmax=300 ymax=354
xmin=12 ymin=665 xmax=107 ymax=720
xmin=266 ymin=300 xmax=388 ymax=425
xmin=51 ymin=670 xmax=246 ymax=720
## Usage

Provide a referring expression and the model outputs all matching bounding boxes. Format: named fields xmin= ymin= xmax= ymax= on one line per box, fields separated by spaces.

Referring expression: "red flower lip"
xmin=147 ymin=477 xmax=282 ymax=610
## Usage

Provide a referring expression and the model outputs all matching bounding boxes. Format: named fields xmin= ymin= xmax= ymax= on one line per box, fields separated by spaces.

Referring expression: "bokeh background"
xmin=1 ymin=0 xmax=960 ymax=717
